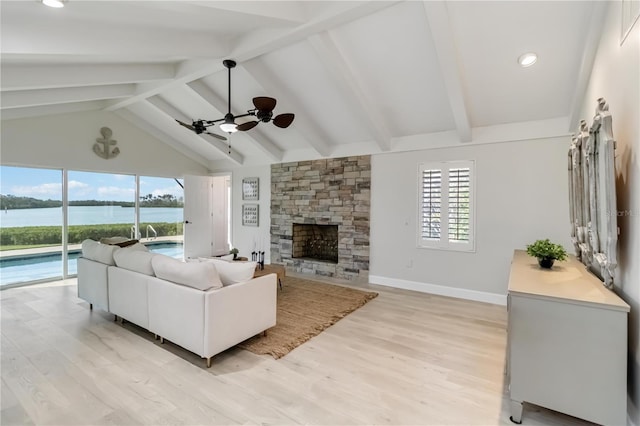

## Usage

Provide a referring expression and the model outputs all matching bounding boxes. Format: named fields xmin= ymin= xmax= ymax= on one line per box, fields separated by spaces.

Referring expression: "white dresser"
xmin=507 ymin=250 xmax=629 ymax=425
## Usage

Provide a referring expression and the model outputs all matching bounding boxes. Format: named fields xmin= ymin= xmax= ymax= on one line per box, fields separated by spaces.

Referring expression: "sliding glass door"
xmin=66 ymin=171 xmax=136 ymax=275
xmin=0 ymin=165 xmax=186 ymax=288
xmin=0 ymin=166 xmax=63 ymax=287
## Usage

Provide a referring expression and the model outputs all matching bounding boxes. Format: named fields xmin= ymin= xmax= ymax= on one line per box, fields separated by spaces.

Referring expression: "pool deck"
xmin=0 ymin=236 xmax=182 ymax=259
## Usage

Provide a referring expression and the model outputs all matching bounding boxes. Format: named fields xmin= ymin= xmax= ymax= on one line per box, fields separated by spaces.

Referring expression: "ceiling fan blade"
xmin=176 ymin=119 xmax=196 ymax=132
xmin=273 ymin=113 xmax=295 ymax=128
xmin=237 ymin=121 xmax=259 ymax=131
xmin=253 ymin=96 xmax=276 ymax=112
xmin=204 ymin=131 xmax=227 ymax=141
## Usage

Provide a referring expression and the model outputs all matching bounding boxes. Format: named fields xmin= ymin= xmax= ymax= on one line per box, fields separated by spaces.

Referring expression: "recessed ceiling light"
xmin=42 ymin=0 xmax=64 ymax=8
xmin=518 ymin=52 xmax=538 ymax=67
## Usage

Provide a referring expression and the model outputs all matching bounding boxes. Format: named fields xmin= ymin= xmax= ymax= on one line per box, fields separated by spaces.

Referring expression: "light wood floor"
xmin=1 ymin=275 xmax=596 ymax=426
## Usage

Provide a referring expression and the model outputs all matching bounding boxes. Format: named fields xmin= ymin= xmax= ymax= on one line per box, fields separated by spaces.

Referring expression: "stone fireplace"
xmin=271 ymin=155 xmax=370 ymax=281
xmin=292 ymin=223 xmax=338 ymax=263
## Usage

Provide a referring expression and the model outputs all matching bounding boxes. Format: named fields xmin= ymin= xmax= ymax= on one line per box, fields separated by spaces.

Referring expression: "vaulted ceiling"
xmin=1 ymin=1 xmax=604 ymax=169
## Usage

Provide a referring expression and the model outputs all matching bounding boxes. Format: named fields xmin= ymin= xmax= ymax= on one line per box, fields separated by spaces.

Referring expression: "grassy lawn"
xmin=0 ymin=244 xmax=61 ymax=251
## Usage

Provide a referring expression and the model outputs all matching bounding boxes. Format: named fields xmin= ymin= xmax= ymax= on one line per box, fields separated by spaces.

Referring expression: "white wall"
xmin=579 ymin=2 xmax=640 ymax=424
xmin=370 ymin=136 xmax=572 ymax=304
xmin=1 ymin=110 xmax=209 ymax=177
xmin=231 ymin=165 xmax=272 ymax=263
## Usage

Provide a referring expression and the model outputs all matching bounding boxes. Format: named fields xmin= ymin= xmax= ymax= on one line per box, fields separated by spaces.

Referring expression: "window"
xmin=0 ymin=166 xmax=185 ymax=288
xmin=418 ymin=160 xmax=475 ymax=251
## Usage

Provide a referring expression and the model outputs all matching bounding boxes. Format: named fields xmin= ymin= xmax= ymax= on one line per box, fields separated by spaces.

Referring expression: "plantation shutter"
xmin=418 ymin=161 xmax=474 ymax=251
xmin=420 ymin=169 xmax=441 ymax=240
xmin=448 ymin=167 xmax=470 ymax=242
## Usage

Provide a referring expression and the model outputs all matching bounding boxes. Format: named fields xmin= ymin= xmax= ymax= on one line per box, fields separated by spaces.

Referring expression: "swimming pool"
xmin=0 ymin=242 xmax=183 ymax=287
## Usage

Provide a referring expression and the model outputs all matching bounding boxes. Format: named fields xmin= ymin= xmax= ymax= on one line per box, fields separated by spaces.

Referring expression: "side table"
xmin=254 ymin=264 xmax=285 ymax=290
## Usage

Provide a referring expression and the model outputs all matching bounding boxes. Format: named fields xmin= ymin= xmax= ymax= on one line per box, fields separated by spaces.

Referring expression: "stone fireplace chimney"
xmin=271 ymin=156 xmax=370 ymax=281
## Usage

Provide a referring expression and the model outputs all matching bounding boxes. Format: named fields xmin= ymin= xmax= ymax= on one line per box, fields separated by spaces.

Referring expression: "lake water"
xmin=0 ymin=206 xmax=183 ymax=227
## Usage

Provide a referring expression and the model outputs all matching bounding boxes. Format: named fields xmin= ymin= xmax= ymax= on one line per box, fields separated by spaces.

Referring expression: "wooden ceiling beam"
xmin=308 ymin=32 xmax=391 ymax=152
xmin=422 ymin=1 xmax=472 ymax=143
xmin=1 ymin=85 xmax=135 ymax=110
xmin=241 ymin=59 xmax=332 ymax=158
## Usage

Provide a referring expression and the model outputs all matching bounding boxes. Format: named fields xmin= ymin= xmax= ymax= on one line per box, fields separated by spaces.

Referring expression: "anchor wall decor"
xmin=93 ymin=127 xmax=120 ymax=159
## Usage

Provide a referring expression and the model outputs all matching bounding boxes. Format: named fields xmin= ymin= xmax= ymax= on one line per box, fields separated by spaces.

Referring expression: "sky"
xmin=0 ymin=166 xmax=183 ymax=201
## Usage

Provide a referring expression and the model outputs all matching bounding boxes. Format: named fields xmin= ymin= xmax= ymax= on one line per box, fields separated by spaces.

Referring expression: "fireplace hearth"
xmin=292 ymin=224 xmax=338 ymax=263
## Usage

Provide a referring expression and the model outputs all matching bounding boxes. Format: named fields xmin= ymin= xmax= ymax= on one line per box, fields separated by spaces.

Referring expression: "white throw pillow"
xmin=152 ymin=255 xmax=223 ymax=291
xmin=202 ymin=258 xmax=257 ymax=286
xmin=81 ymin=239 xmax=118 ymax=265
xmin=113 ymin=249 xmax=156 ymax=276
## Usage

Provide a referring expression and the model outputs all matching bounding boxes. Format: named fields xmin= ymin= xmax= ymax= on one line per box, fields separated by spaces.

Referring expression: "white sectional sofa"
xmin=77 ymin=240 xmax=277 ymax=367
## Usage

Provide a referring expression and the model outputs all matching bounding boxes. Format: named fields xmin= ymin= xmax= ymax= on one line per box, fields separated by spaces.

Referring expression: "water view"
xmin=1 ymin=206 xmax=183 ymax=227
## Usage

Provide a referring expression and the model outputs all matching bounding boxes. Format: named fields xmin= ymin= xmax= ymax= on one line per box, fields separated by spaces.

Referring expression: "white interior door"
xmin=183 ymin=175 xmax=213 ymax=259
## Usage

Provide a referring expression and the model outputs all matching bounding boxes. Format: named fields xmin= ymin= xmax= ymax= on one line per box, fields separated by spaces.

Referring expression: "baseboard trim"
xmin=369 ymin=275 xmax=507 ymax=306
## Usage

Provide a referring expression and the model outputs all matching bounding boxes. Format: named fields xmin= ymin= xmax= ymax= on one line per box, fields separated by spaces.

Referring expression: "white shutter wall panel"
xmin=418 ymin=161 xmax=474 ymax=252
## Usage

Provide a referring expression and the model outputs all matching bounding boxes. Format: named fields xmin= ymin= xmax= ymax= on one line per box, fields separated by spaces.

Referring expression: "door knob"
xmin=185 ymin=220 xmax=191 ymax=224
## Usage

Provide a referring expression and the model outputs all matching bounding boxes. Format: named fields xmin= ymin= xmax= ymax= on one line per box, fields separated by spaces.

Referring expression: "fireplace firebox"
xmin=292 ymin=224 xmax=338 ymax=263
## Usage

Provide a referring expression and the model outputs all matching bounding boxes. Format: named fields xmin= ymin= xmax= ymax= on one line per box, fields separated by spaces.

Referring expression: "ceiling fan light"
xmin=219 ymin=123 xmax=237 ymax=133
xmin=518 ymin=52 xmax=538 ymax=67
xmin=42 ymin=0 xmax=65 ymax=7
xmin=220 ymin=114 xmax=238 ymax=133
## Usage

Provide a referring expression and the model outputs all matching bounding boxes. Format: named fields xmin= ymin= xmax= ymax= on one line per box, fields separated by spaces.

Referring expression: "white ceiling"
xmin=0 ymin=0 xmax=605 ymax=169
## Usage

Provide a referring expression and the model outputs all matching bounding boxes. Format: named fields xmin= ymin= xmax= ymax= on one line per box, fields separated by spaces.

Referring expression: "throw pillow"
xmin=152 ymin=255 xmax=223 ymax=291
xmin=99 ymin=236 xmax=139 ymax=247
xmin=81 ymin=239 xmax=118 ymax=265
xmin=201 ymin=258 xmax=257 ymax=286
xmin=113 ymin=249 xmax=156 ymax=276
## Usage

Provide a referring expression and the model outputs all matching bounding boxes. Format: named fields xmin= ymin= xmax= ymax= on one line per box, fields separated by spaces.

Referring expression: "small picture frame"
xmin=242 ymin=177 xmax=259 ymax=200
xmin=242 ymin=204 xmax=259 ymax=227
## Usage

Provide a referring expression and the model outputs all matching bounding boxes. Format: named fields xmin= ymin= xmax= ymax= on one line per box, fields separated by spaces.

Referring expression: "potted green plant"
xmin=230 ymin=247 xmax=239 ymax=260
xmin=526 ymin=239 xmax=568 ymax=269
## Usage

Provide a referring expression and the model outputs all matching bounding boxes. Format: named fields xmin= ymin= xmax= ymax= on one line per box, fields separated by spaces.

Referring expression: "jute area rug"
xmin=238 ymin=276 xmax=378 ymax=359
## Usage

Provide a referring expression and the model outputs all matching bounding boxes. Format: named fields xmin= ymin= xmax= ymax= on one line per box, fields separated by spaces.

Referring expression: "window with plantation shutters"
xmin=418 ymin=161 xmax=475 ymax=251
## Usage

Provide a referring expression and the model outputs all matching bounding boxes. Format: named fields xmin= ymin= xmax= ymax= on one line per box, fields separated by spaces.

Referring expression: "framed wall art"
xmin=568 ymin=98 xmax=618 ymax=288
xmin=242 ymin=204 xmax=259 ymax=227
xmin=242 ymin=177 xmax=259 ymax=200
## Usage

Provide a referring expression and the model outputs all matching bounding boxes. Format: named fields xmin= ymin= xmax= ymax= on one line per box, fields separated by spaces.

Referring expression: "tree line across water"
xmin=0 ymin=194 xmax=183 ymax=209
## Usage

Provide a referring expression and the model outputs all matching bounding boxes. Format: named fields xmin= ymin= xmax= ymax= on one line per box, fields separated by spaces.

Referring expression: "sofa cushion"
xmin=113 ymin=249 xmax=156 ymax=276
xmin=125 ymin=242 xmax=149 ymax=252
xmin=201 ymin=258 xmax=257 ymax=286
xmin=152 ymin=255 xmax=223 ymax=291
xmin=81 ymin=239 xmax=118 ymax=265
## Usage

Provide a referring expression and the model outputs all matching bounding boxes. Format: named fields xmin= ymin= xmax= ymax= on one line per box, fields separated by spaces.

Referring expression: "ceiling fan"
xmin=175 ymin=59 xmax=295 ymax=142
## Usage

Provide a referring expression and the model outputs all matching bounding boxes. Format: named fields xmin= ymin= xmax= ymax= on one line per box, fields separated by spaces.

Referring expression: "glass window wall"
xmin=0 ymin=166 xmax=186 ymax=288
